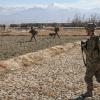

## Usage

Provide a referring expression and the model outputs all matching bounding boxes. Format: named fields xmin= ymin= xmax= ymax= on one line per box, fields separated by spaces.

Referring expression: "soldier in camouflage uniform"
xmin=54 ymin=25 xmax=60 ymax=38
xmin=29 ymin=27 xmax=37 ymax=42
xmin=80 ymin=23 xmax=100 ymax=99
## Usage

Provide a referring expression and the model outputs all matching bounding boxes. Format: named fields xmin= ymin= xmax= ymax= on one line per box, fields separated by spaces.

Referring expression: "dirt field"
xmin=0 ymin=35 xmax=86 ymax=60
xmin=0 ymin=43 xmax=100 ymax=100
xmin=0 ymin=28 xmax=100 ymax=100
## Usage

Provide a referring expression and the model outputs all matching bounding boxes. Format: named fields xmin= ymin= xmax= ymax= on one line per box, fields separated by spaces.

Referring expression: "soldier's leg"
xmin=85 ymin=69 xmax=94 ymax=93
xmin=33 ymin=36 xmax=37 ymax=42
xmin=81 ymin=68 xmax=95 ymax=98
xmin=95 ymin=70 xmax=100 ymax=83
xmin=30 ymin=35 xmax=34 ymax=41
xmin=53 ymin=34 xmax=56 ymax=39
xmin=56 ymin=33 xmax=60 ymax=38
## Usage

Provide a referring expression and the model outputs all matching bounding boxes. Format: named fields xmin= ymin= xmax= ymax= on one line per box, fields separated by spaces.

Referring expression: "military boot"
xmin=81 ymin=91 xmax=92 ymax=99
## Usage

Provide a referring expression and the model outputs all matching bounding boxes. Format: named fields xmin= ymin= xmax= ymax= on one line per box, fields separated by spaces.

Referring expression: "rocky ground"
xmin=0 ymin=42 xmax=100 ymax=100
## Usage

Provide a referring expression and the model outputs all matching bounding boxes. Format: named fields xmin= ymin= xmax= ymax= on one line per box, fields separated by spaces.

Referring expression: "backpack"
xmin=29 ymin=29 xmax=37 ymax=35
xmin=81 ymin=35 xmax=100 ymax=66
xmin=90 ymin=36 xmax=100 ymax=53
xmin=84 ymin=35 xmax=100 ymax=58
xmin=55 ymin=27 xmax=59 ymax=32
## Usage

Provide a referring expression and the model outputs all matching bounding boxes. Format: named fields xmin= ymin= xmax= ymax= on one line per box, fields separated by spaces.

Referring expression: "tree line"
xmin=1 ymin=14 xmax=100 ymax=28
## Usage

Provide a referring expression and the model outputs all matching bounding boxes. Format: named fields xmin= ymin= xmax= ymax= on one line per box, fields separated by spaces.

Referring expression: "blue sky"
xmin=0 ymin=0 xmax=99 ymax=9
xmin=0 ymin=0 xmax=79 ymax=6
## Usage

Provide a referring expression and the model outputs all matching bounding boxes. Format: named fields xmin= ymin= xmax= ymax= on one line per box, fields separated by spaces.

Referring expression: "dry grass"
xmin=0 ymin=35 xmax=86 ymax=60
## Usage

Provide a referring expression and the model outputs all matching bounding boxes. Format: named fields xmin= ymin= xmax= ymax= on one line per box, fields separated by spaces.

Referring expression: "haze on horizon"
xmin=0 ymin=0 xmax=100 ymax=24
xmin=0 ymin=0 xmax=100 ymax=9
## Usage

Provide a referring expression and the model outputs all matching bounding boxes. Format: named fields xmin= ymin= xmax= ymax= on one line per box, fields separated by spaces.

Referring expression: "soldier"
xmin=54 ymin=25 xmax=60 ymax=38
xmin=79 ymin=23 xmax=100 ymax=99
xmin=3 ymin=24 xmax=6 ymax=30
xmin=29 ymin=27 xmax=37 ymax=42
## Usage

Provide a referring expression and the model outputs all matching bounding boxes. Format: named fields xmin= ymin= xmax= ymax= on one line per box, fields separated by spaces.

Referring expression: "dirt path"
xmin=0 ymin=43 xmax=100 ymax=100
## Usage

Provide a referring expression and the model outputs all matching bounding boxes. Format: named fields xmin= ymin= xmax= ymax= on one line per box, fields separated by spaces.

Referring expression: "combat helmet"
xmin=85 ymin=23 xmax=96 ymax=30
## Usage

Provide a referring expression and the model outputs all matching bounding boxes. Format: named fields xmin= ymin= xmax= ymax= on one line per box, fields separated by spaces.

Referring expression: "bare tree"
xmin=71 ymin=14 xmax=82 ymax=27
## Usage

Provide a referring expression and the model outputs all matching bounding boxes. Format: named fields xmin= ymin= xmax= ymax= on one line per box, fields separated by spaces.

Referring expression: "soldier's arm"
xmin=81 ymin=40 xmax=88 ymax=54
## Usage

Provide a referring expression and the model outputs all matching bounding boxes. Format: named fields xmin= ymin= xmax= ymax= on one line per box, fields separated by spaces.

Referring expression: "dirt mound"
xmin=0 ymin=43 xmax=76 ymax=71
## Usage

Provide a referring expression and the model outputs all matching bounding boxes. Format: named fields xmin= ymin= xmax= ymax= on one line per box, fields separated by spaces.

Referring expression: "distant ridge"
xmin=0 ymin=6 xmax=100 ymax=24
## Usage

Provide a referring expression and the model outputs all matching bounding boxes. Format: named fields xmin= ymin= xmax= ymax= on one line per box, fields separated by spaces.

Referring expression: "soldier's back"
xmin=84 ymin=35 xmax=100 ymax=62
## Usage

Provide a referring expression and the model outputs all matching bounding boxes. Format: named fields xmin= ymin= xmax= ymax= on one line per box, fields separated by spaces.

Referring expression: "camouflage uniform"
xmin=54 ymin=26 xmax=60 ymax=38
xmin=81 ymin=23 xmax=100 ymax=98
xmin=29 ymin=27 xmax=37 ymax=42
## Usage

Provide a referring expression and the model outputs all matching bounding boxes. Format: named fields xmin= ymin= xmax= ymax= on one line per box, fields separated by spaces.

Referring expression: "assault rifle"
xmin=81 ymin=40 xmax=87 ymax=67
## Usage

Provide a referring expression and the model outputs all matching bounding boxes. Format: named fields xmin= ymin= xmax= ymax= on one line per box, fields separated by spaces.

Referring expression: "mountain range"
xmin=0 ymin=4 xmax=100 ymax=24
